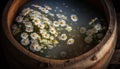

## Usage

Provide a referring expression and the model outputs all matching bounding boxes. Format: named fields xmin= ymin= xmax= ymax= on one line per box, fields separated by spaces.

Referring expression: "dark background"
xmin=0 ymin=0 xmax=120 ymax=69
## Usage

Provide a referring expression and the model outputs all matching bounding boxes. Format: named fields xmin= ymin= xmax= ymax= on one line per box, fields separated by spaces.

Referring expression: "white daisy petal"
xmin=16 ymin=16 xmax=23 ymax=23
xmin=21 ymin=32 xmax=28 ymax=39
xmin=86 ymin=29 xmax=94 ymax=36
xmin=94 ymin=24 xmax=102 ymax=31
xmin=59 ymin=20 xmax=66 ymax=27
xmin=30 ymin=33 xmax=38 ymax=40
xmin=25 ymin=27 xmax=33 ymax=32
xmin=84 ymin=36 xmax=93 ymax=44
xmin=21 ymin=38 xmax=30 ymax=46
xmin=59 ymin=34 xmax=67 ymax=41
xmin=65 ymin=26 xmax=72 ymax=32
xmin=67 ymin=38 xmax=74 ymax=45
xmin=80 ymin=27 xmax=86 ymax=34
xmin=71 ymin=14 xmax=78 ymax=22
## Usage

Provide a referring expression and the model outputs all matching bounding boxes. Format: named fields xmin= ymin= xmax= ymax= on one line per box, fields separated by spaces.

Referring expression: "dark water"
xmin=15 ymin=0 xmax=107 ymax=59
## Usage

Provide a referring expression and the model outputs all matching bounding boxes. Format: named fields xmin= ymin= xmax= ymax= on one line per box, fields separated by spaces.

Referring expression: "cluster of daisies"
xmin=12 ymin=4 xmax=77 ymax=53
xmin=80 ymin=17 xmax=106 ymax=44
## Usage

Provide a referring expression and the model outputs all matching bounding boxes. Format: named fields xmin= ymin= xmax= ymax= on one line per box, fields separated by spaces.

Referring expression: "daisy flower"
xmin=53 ymin=40 xmax=59 ymax=45
xmin=94 ymin=24 xmax=102 ymax=31
xmin=59 ymin=20 xmax=66 ymax=27
xmin=32 ymin=4 xmax=40 ymax=8
xmin=65 ymin=26 xmax=72 ymax=32
xmin=45 ymin=5 xmax=52 ymax=10
xmin=86 ymin=29 xmax=94 ymax=36
xmin=49 ymin=13 xmax=54 ymax=17
xmin=41 ymin=8 xmax=49 ymax=14
xmin=49 ymin=36 xmax=54 ymax=40
xmin=49 ymin=27 xmax=56 ymax=34
xmin=40 ymin=39 xmax=48 ymax=44
xmin=84 ymin=36 xmax=93 ymax=44
xmin=38 ymin=23 xmax=45 ymax=29
xmin=59 ymin=34 xmax=67 ymax=41
xmin=32 ymin=18 xmax=41 ymax=26
xmin=21 ymin=32 xmax=28 ymax=39
xmin=16 ymin=16 xmax=23 ymax=23
xmin=24 ymin=22 xmax=32 ymax=27
xmin=21 ymin=38 xmax=30 ymax=46
xmin=54 ymin=32 xmax=59 ymax=37
xmin=43 ymin=33 xmax=50 ymax=39
xmin=48 ymin=45 xmax=54 ymax=49
xmin=71 ymin=14 xmax=78 ymax=22
xmin=89 ymin=17 xmax=98 ymax=25
xmin=92 ymin=28 xmax=98 ymax=33
xmin=56 ymin=14 xmax=67 ymax=20
xmin=80 ymin=27 xmax=86 ymax=34
xmin=29 ymin=44 xmax=36 ymax=52
xmin=25 ymin=26 xmax=33 ymax=32
xmin=34 ymin=44 xmax=42 ymax=51
xmin=31 ymin=39 xmax=39 ymax=45
xmin=30 ymin=33 xmax=38 ymax=40
xmin=53 ymin=21 xmax=60 ymax=27
xmin=21 ymin=8 xmax=31 ymax=16
xmin=67 ymin=38 xmax=75 ymax=45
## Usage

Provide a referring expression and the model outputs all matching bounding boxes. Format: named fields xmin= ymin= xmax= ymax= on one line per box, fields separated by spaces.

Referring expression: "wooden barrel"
xmin=2 ymin=0 xmax=117 ymax=69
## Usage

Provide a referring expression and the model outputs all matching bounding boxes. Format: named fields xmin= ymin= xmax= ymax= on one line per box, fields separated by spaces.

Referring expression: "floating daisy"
xmin=45 ymin=5 xmax=52 ymax=10
xmin=43 ymin=33 xmax=50 ymax=39
xmin=71 ymin=14 xmax=78 ymax=22
xmin=49 ymin=13 xmax=54 ymax=17
xmin=53 ymin=40 xmax=59 ymax=45
xmin=59 ymin=20 xmax=66 ymax=27
xmin=53 ymin=21 xmax=60 ymax=27
xmin=32 ymin=4 xmax=40 ymax=8
xmin=84 ymin=36 xmax=93 ymax=44
xmin=34 ymin=44 xmax=42 ymax=51
xmin=92 ymin=28 xmax=98 ymax=33
xmin=41 ymin=8 xmax=49 ymax=14
xmin=16 ymin=16 xmax=23 ymax=23
xmin=89 ymin=17 xmax=98 ymax=25
xmin=21 ymin=38 xmax=30 ymax=46
xmin=25 ymin=26 xmax=33 ymax=32
xmin=60 ymin=34 xmax=67 ymax=41
xmin=86 ymin=29 xmax=94 ymax=36
xmin=31 ymin=39 xmax=39 ymax=45
xmin=40 ymin=39 xmax=48 ymax=44
xmin=21 ymin=32 xmax=28 ymax=39
xmin=49 ymin=36 xmax=54 ymax=40
xmin=56 ymin=14 xmax=67 ymax=20
xmin=65 ymin=26 xmax=72 ymax=32
xmin=49 ymin=27 xmax=56 ymax=34
xmin=38 ymin=23 xmax=45 ymax=29
xmin=67 ymin=38 xmax=75 ymax=45
xmin=33 ymin=18 xmax=41 ymax=26
xmin=21 ymin=8 xmax=31 ymax=16
xmin=30 ymin=33 xmax=38 ymax=40
xmin=24 ymin=22 xmax=32 ymax=27
xmin=80 ymin=27 xmax=86 ymax=34
xmin=94 ymin=24 xmax=102 ymax=31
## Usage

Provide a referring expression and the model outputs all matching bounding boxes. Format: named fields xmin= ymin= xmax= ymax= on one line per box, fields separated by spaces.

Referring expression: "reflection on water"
xmin=12 ymin=0 xmax=108 ymax=59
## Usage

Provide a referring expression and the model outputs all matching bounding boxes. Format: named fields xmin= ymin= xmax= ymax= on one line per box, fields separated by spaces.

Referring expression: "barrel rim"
xmin=2 ymin=0 xmax=116 ymax=65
